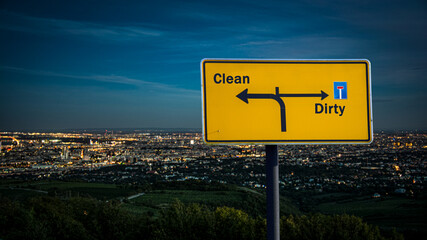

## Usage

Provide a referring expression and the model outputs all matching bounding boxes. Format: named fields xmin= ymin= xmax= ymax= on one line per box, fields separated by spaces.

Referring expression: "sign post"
xmin=266 ymin=145 xmax=280 ymax=240
xmin=201 ymin=59 xmax=372 ymax=240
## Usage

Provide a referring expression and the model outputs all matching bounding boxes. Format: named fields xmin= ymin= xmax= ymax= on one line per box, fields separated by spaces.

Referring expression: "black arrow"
xmin=236 ymin=87 xmax=329 ymax=132
xmin=279 ymin=91 xmax=328 ymax=100
xmin=237 ymin=89 xmax=328 ymax=104
xmin=236 ymin=89 xmax=273 ymax=104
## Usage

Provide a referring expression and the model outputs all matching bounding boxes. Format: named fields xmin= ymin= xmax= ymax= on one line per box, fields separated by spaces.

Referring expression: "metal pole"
xmin=266 ymin=144 xmax=280 ymax=240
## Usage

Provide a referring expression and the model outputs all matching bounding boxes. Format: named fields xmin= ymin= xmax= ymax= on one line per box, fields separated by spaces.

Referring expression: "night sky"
xmin=1 ymin=0 xmax=426 ymax=130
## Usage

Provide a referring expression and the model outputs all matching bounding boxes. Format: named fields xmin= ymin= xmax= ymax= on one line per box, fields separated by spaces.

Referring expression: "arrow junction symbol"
xmin=236 ymin=87 xmax=329 ymax=132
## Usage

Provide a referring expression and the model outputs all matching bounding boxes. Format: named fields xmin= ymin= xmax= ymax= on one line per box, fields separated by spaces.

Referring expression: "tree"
xmin=280 ymin=214 xmax=403 ymax=240
xmin=154 ymin=201 xmax=216 ymax=240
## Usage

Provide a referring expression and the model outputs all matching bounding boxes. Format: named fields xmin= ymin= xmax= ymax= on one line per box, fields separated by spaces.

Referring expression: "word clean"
xmin=213 ymin=73 xmax=250 ymax=84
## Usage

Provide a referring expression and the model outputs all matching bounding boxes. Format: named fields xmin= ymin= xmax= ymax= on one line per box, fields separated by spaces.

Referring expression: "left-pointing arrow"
xmin=236 ymin=89 xmax=275 ymax=104
xmin=236 ymin=88 xmax=249 ymax=103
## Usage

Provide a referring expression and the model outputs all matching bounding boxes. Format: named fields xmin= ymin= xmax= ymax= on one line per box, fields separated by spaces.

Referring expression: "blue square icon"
xmin=334 ymin=82 xmax=347 ymax=99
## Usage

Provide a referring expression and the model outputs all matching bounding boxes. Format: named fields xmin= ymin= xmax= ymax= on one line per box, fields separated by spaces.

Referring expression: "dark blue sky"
xmin=1 ymin=0 xmax=426 ymax=130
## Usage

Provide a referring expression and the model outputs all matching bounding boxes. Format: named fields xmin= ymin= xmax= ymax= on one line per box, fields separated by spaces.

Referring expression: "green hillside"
xmin=317 ymin=195 xmax=427 ymax=233
xmin=0 ymin=180 xmax=135 ymax=200
xmin=124 ymin=188 xmax=300 ymax=218
xmin=0 ymin=180 xmax=300 ymax=218
xmin=0 ymin=179 xmax=422 ymax=239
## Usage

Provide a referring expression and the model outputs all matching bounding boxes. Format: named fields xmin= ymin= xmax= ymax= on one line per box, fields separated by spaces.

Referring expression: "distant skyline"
xmin=1 ymin=0 xmax=426 ymax=130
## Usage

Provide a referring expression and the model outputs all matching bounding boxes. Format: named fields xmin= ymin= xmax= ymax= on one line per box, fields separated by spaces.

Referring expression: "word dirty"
xmin=315 ymin=103 xmax=346 ymax=116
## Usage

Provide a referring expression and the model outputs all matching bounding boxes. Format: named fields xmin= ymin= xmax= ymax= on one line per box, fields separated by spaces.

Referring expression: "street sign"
xmin=201 ymin=59 xmax=372 ymax=144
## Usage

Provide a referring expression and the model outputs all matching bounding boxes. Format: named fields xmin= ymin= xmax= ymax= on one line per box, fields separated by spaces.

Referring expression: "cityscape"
xmin=1 ymin=130 xmax=425 ymax=197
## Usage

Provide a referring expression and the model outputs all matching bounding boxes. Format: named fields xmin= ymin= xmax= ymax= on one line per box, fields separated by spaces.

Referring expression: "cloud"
xmin=0 ymin=66 xmax=200 ymax=97
xmin=0 ymin=11 xmax=164 ymax=41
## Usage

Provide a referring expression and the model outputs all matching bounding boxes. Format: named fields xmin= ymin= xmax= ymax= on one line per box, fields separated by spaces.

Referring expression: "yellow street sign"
xmin=201 ymin=59 xmax=372 ymax=144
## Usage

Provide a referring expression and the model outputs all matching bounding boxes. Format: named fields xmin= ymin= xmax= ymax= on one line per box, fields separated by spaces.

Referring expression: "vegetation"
xmin=127 ymin=189 xmax=300 ymax=218
xmin=0 ymin=180 xmax=135 ymax=200
xmin=0 ymin=180 xmax=418 ymax=239
xmin=316 ymin=195 xmax=427 ymax=240
xmin=0 ymin=196 xmax=403 ymax=240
